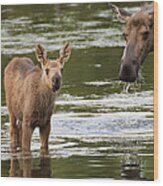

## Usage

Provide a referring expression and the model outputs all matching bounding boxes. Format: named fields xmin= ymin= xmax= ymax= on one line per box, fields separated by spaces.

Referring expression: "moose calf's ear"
xmin=35 ymin=44 xmax=48 ymax=66
xmin=59 ymin=43 xmax=72 ymax=66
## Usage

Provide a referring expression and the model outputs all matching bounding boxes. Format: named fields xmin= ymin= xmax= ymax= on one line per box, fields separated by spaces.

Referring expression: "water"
xmin=1 ymin=3 xmax=154 ymax=180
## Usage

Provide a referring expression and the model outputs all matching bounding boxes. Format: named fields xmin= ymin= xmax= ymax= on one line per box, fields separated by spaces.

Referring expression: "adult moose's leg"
xmin=22 ymin=119 xmax=33 ymax=155
xmin=39 ymin=122 xmax=51 ymax=154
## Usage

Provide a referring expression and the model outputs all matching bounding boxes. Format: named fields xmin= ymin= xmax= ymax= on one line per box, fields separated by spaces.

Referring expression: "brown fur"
xmin=4 ymin=43 xmax=71 ymax=154
xmin=124 ymin=12 xmax=153 ymax=59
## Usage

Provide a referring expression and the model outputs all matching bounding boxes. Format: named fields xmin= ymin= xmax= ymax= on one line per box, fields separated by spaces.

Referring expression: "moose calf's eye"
xmin=123 ymin=33 xmax=128 ymax=41
xmin=61 ymin=68 xmax=64 ymax=74
xmin=45 ymin=68 xmax=49 ymax=75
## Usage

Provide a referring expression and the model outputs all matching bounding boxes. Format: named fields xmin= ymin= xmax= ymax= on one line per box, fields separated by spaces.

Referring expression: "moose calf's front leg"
xmin=22 ymin=121 xmax=33 ymax=155
xmin=9 ymin=113 xmax=18 ymax=152
xmin=39 ymin=123 xmax=51 ymax=154
xmin=17 ymin=120 xmax=22 ymax=148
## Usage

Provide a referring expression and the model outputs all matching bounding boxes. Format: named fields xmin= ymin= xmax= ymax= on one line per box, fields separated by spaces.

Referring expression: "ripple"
xmin=56 ymin=91 xmax=153 ymax=112
xmin=1 ymin=5 xmax=139 ymax=55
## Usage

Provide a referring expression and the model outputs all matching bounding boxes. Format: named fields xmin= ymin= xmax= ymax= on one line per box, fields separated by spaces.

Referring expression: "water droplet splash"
xmin=122 ymin=82 xmax=131 ymax=93
xmin=137 ymin=68 xmax=145 ymax=83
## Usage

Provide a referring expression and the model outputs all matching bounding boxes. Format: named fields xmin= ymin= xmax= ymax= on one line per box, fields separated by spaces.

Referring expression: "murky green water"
xmin=1 ymin=3 xmax=154 ymax=180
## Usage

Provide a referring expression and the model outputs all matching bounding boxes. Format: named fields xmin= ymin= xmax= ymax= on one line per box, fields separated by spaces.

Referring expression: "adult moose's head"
xmin=110 ymin=3 xmax=154 ymax=82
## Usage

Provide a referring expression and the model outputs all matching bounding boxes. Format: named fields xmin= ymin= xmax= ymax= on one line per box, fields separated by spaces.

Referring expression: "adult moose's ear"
xmin=59 ymin=43 xmax=71 ymax=67
xmin=35 ymin=44 xmax=48 ymax=66
xmin=109 ymin=3 xmax=132 ymax=23
xmin=148 ymin=12 xmax=154 ymax=28
xmin=141 ymin=2 xmax=154 ymax=27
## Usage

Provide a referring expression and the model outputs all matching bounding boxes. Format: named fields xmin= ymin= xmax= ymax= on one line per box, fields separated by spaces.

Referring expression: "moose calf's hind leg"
xmin=39 ymin=124 xmax=51 ymax=154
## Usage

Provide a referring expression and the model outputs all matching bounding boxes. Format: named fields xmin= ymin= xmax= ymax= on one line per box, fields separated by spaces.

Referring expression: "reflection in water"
xmin=8 ymin=146 xmax=152 ymax=179
xmin=9 ymin=154 xmax=51 ymax=178
xmin=121 ymin=162 xmax=142 ymax=180
xmin=1 ymin=2 xmax=154 ymax=180
xmin=121 ymin=153 xmax=143 ymax=180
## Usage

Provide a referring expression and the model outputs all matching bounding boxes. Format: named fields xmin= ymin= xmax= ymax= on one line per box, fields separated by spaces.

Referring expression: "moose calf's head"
xmin=110 ymin=3 xmax=154 ymax=82
xmin=35 ymin=43 xmax=71 ymax=92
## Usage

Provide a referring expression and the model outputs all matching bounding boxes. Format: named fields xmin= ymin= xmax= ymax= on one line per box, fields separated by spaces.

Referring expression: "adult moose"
xmin=4 ymin=43 xmax=71 ymax=154
xmin=110 ymin=3 xmax=154 ymax=82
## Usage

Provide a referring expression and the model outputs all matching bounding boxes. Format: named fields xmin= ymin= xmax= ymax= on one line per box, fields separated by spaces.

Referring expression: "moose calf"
xmin=4 ymin=43 xmax=71 ymax=154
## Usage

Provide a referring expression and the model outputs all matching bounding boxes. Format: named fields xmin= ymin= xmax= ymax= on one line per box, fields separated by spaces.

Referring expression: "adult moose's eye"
xmin=143 ymin=31 xmax=149 ymax=40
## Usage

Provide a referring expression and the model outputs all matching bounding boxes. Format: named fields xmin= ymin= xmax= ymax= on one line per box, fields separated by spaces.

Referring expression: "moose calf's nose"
xmin=52 ymin=75 xmax=61 ymax=92
xmin=55 ymin=76 xmax=61 ymax=85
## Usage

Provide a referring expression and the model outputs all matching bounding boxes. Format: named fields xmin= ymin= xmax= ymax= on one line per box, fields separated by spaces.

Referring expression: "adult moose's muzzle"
xmin=119 ymin=40 xmax=140 ymax=82
xmin=119 ymin=61 xmax=139 ymax=82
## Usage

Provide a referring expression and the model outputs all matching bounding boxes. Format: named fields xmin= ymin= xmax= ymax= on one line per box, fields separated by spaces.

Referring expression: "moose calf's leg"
xmin=39 ymin=123 xmax=51 ymax=154
xmin=17 ymin=120 xmax=22 ymax=148
xmin=9 ymin=113 xmax=18 ymax=151
xmin=22 ymin=122 xmax=33 ymax=155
